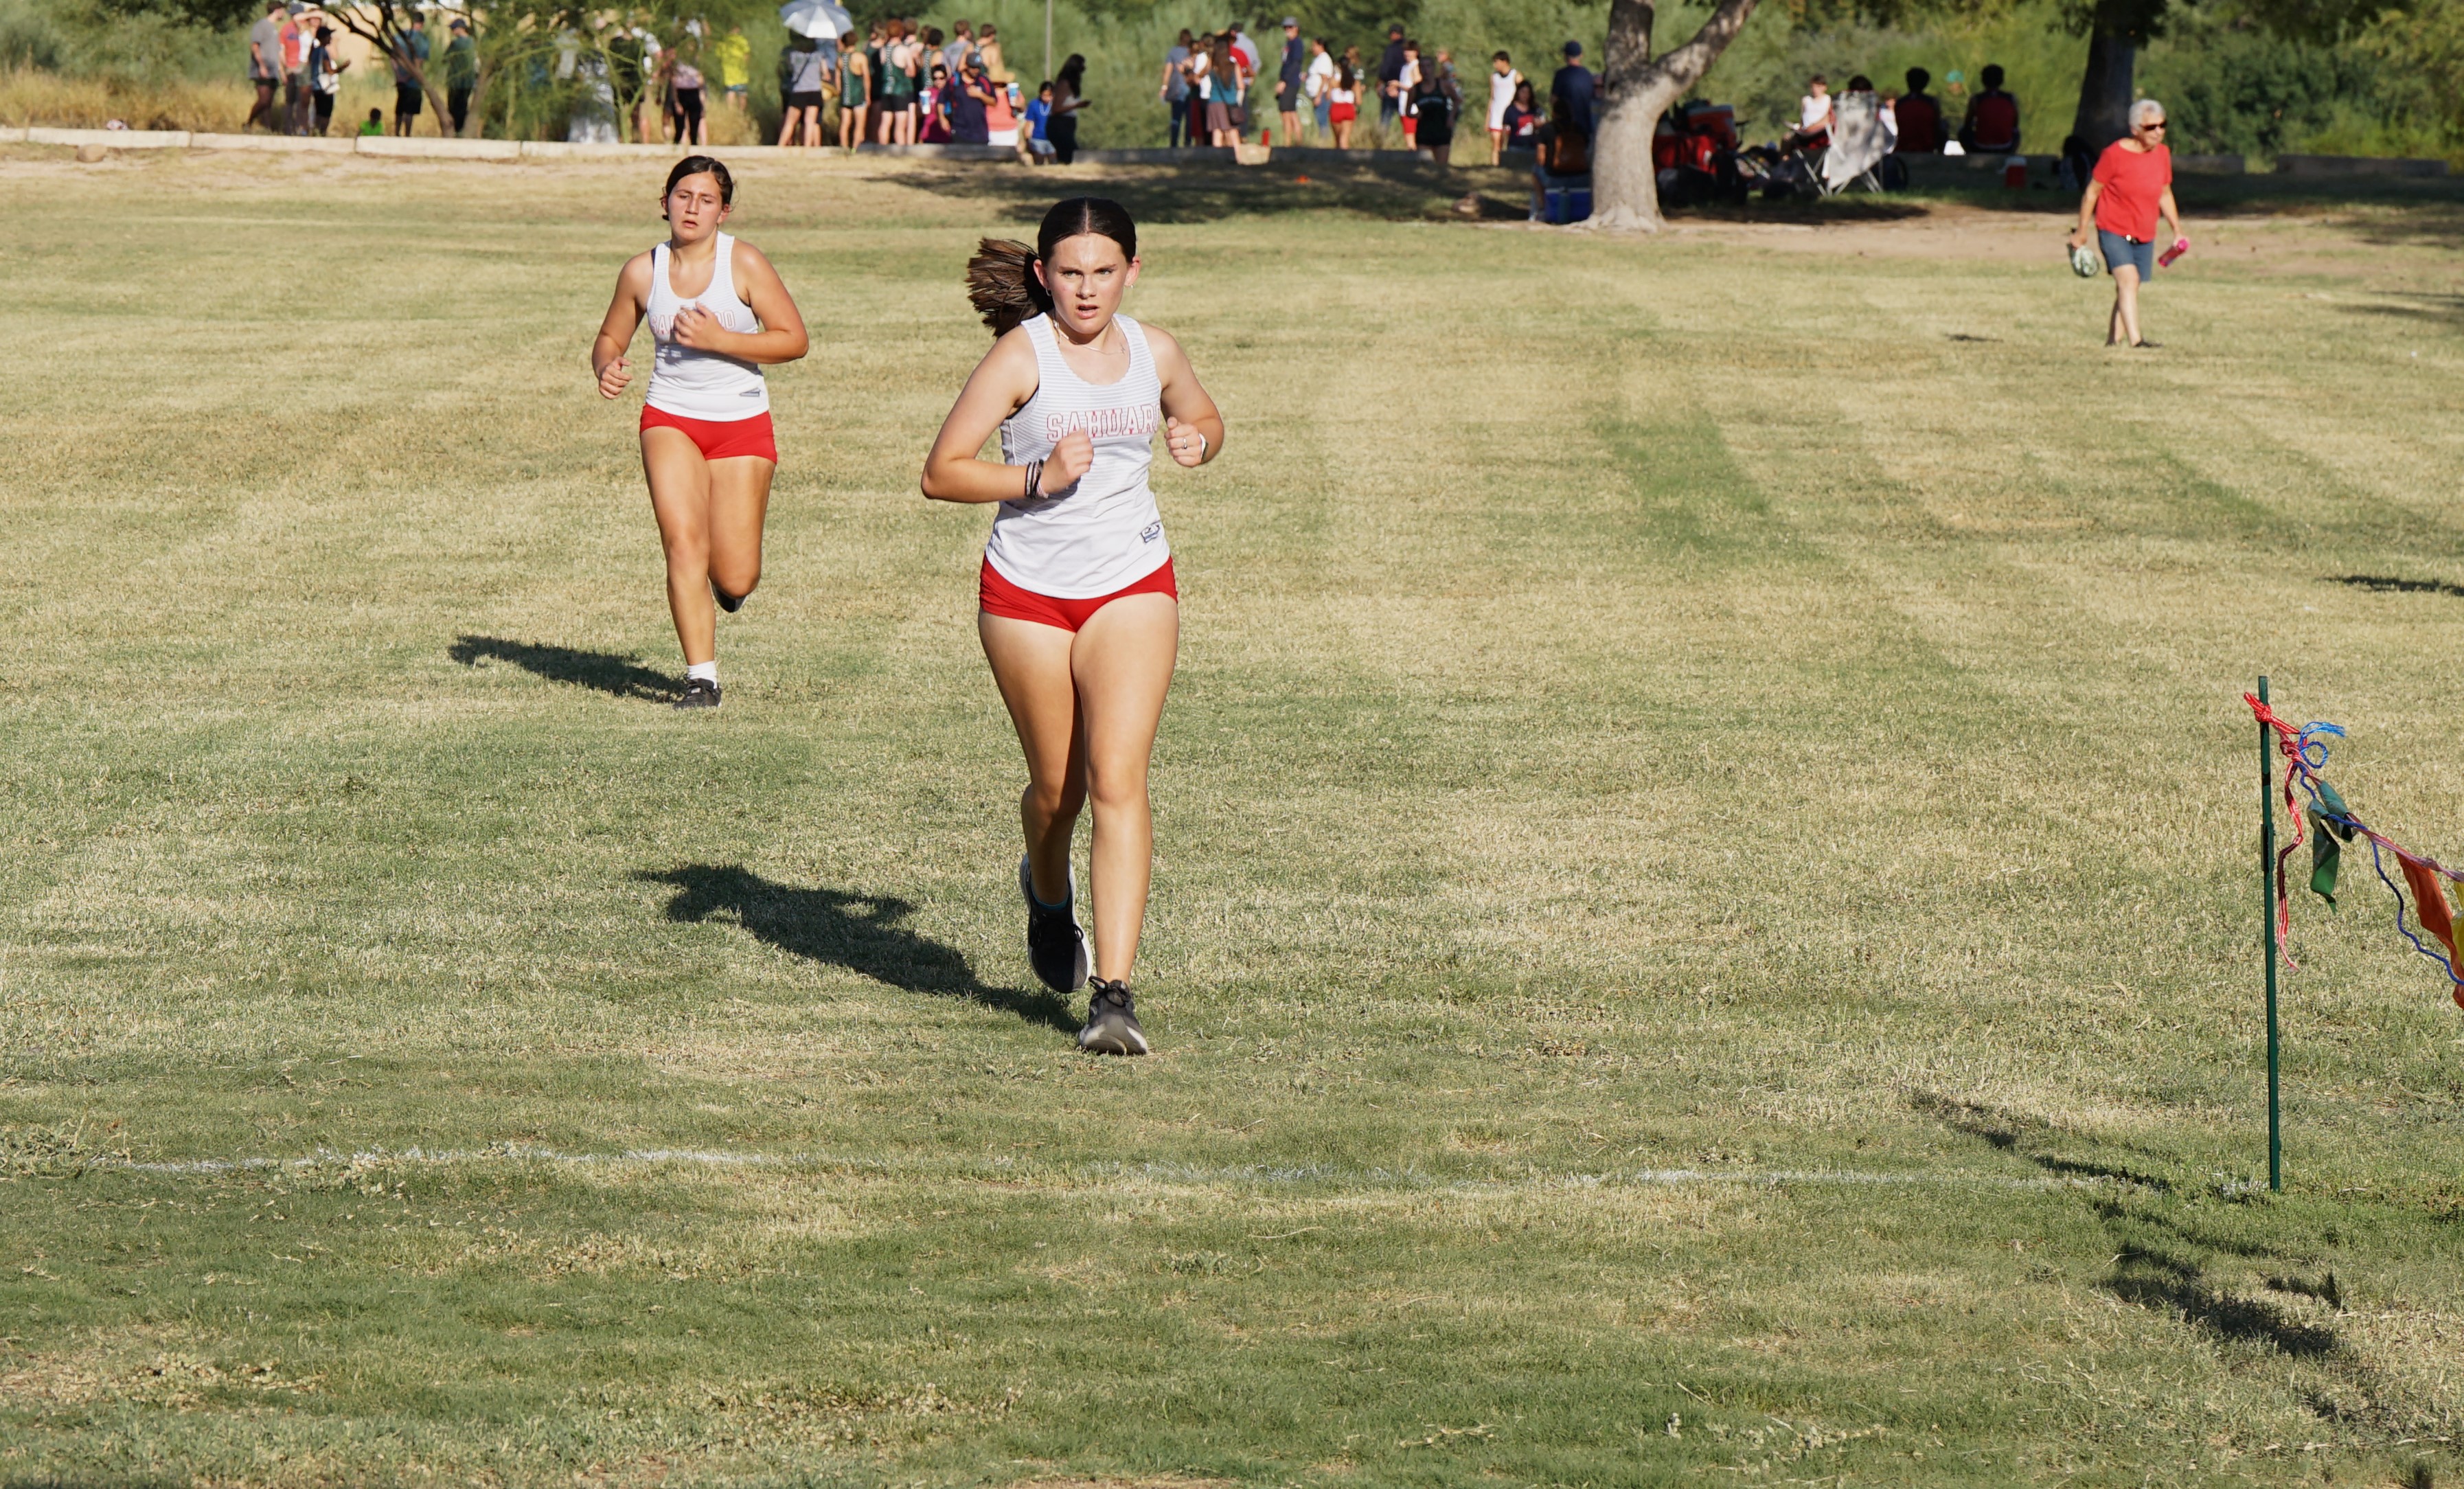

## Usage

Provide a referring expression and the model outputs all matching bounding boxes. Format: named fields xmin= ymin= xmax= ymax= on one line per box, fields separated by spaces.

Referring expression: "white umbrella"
xmin=779 ymin=0 xmax=852 ymax=39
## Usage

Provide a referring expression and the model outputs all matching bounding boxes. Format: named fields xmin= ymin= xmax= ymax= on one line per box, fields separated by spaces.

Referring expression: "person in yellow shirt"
xmin=714 ymin=24 xmax=752 ymax=110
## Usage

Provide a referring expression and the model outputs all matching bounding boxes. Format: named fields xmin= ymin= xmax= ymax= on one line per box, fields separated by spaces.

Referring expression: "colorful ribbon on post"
xmin=2248 ymin=693 xmax=2464 ymax=1007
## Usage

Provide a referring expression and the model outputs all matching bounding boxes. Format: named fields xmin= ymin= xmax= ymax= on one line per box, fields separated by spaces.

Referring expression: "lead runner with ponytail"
xmin=922 ymin=198 xmax=1224 ymax=1056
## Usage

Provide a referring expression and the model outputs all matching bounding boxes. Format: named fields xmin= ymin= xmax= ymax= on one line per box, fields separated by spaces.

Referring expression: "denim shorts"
xmin=2099 ymin=228 xmax=2156 ymax=279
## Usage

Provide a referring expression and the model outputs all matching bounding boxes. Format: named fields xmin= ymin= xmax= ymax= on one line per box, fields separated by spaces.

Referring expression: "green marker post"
xmin=2259 ymin=675 xmax=2282 ymax=1192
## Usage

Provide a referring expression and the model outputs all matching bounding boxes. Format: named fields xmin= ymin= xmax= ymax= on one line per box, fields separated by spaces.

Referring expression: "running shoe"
xmin=674 ymin=677 xmax=721 ymax=710
xmin=1078 ymin=978 xmax=1149 ymax=1056
xmin=711 ymin=580 xmax=746 ymax=614
xmin=1019 ymin=856 xmax=1088 ymax=994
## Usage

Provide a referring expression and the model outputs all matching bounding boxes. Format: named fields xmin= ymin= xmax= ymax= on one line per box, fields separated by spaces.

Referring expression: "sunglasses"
xmin=2138 ymin=120 xmax=2166 ymax=131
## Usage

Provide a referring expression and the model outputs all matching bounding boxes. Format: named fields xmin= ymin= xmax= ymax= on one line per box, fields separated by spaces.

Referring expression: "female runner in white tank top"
xmin=589 ymin=156 xmax=810 ymax=709
xmin=921 ymin=198 xmax=1224 ymax=1056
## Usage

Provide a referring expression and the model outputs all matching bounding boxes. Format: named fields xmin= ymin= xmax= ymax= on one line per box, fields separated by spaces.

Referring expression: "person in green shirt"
xmin=356 ymin=106 xmax=383 ymax=135
xmin=443 ymin=16 xmax=477 ymax=135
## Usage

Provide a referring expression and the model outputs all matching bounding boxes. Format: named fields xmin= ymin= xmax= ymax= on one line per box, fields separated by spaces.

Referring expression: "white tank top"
xmin=645 ymin=233 xmax=768 ymax=422
xmin=988 ymin=313 xmax=1169 ymax=598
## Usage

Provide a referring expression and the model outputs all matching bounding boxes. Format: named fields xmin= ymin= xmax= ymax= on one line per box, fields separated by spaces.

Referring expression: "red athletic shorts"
xmin=979 ymin=557 xmax=1178 ymax=631
xmin=641 ymin=405 xmax=778 ymax=463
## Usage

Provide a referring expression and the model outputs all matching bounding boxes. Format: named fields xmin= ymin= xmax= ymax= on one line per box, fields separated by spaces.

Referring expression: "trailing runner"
xmin=591 ymin=157 xmax=810 ymax=709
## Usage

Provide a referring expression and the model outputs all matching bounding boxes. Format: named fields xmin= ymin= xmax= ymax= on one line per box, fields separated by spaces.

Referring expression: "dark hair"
xmin=1057 ymin=52 xmax=1085 ymax=88
xmin=966 ymin=197 xmax=1138 ymax=338
xmin=664 ymin=155 xmax=734 ymax=205
xmin=1981 ymin=63 xmax=2004 ymax=88
xmin=1847 ymin=73 xmax=1871 ymax=91
xmin=1905 ymin=66 xmax=1930 ymax=91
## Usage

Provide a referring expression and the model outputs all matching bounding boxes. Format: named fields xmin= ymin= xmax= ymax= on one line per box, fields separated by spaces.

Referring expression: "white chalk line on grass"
xmin=87 ymin=1144 xmax=2117 ymax=1195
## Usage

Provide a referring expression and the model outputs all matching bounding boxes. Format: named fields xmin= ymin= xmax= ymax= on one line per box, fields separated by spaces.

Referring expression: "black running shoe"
xmin=674 ymin=677 xmax=721 ymax=710
xmin=1020 ymin=856 xmax=1088 ymax=994
xmin=1078 ymin=978 xmax=1149 ymax=1056
xmin=711 ymin=580 xmax=746 ymax=614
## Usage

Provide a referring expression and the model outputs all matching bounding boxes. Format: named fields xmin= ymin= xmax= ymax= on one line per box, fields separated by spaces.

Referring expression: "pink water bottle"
xmin=2158 ymin=236 xmax=2189 ymax=267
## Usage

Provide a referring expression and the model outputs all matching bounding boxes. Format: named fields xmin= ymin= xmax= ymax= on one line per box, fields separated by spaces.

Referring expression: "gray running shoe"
xmin=1078 ymin=978 xmax=1149 ymax=1056
xmin=1019 ymin=856 xmax=1088 ymax=994
xmin=674 ymin=677 xmax=721 ymax=710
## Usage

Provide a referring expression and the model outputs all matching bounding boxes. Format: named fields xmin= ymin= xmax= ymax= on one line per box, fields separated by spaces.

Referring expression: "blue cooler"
xmin=1542 ymin=178 xmax=1592 ymax=223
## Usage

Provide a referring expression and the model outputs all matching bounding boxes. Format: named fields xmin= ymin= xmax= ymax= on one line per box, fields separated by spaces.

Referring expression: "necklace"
xmin=1056 ymin=318 xmax=1121 ymax=358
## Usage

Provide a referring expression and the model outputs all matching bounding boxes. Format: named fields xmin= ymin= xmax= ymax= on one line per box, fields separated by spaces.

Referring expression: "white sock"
xmin=686 ymin=661 xmax=718 ymax=683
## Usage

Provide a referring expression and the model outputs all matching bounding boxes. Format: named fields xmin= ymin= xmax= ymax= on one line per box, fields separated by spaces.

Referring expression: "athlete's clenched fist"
xmin=596 ymin=356 xmax=632 ymax=399
xmin=1164 ymin=415 xmax=1208 ymax=467
xmin=1040 ymin=429 xmax=1095 ymax=494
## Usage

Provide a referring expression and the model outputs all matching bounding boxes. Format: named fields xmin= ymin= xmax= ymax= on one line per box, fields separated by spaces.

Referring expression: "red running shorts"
xmin=979 ymin=557 xmax=1178 ymax=632
xmin=640 ymin=405 xmax=779 ymax=463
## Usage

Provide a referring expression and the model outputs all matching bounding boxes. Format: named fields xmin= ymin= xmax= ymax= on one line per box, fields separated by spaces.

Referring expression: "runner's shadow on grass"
xmin=637 ymin=864 xmax=1075 ymax=1033
xmin=450 ymin=635 xmax=678 ymax=703
xmin=2332 ymin=573 xmax=2464 ymax=598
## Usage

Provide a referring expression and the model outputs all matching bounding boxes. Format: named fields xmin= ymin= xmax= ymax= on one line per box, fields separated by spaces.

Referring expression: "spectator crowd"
xmin=773 ymin=19 xmax=1076 ymax=162
xmin=244 ymin=1 xmax=474 ymax=137
xmin=1148 ymin=19 xmax=1543 ymax=165
xmin=225 ymin=7 xmax=2040 ymax=171
xmin=1777 ymin=62 xmax=2024 ymax=163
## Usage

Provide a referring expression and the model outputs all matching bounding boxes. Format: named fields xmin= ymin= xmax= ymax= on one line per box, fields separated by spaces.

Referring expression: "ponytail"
xmin=963 ymin=198 xmax=1138 ymax=339
xmin=966 ymin=238 xmax=1050 ymax=337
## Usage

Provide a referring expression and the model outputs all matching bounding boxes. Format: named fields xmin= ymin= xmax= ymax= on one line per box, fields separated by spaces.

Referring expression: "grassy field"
xmin=7 ymin=146 xmax=2464 ymax=1486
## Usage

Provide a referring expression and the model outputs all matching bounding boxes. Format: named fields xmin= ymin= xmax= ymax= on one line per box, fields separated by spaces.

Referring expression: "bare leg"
xmin=979 ymin=614 xmax=1088 ymax=907
xmin=1069 ymin=594 xmax=1178 ymax=982
xmin=2112 ymin=263 xmax=2144 ymax=345
xmin=643 ymin=428 xmax=723 ymax=664
xmin=703 ymin=455 xmax=773 ymax=606
xmin=777 ymin=106 xmax=797 ymax=146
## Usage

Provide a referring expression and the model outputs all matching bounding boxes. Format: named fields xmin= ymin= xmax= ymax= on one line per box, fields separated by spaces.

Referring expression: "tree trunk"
xmin=2070 ymin=0 xmax=2144 ymax=153
xmin=420 ymin=71 xmax=452 ymax=136
xmin=1587 ymin=0 xmax=1761 ymax=231
xmin=464 ymin=62 xmax=490 ymax=139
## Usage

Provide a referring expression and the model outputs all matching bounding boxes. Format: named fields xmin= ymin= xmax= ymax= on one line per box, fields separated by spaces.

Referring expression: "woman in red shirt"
xmin=2067 ymin=98 xmax=2183 ymax=348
